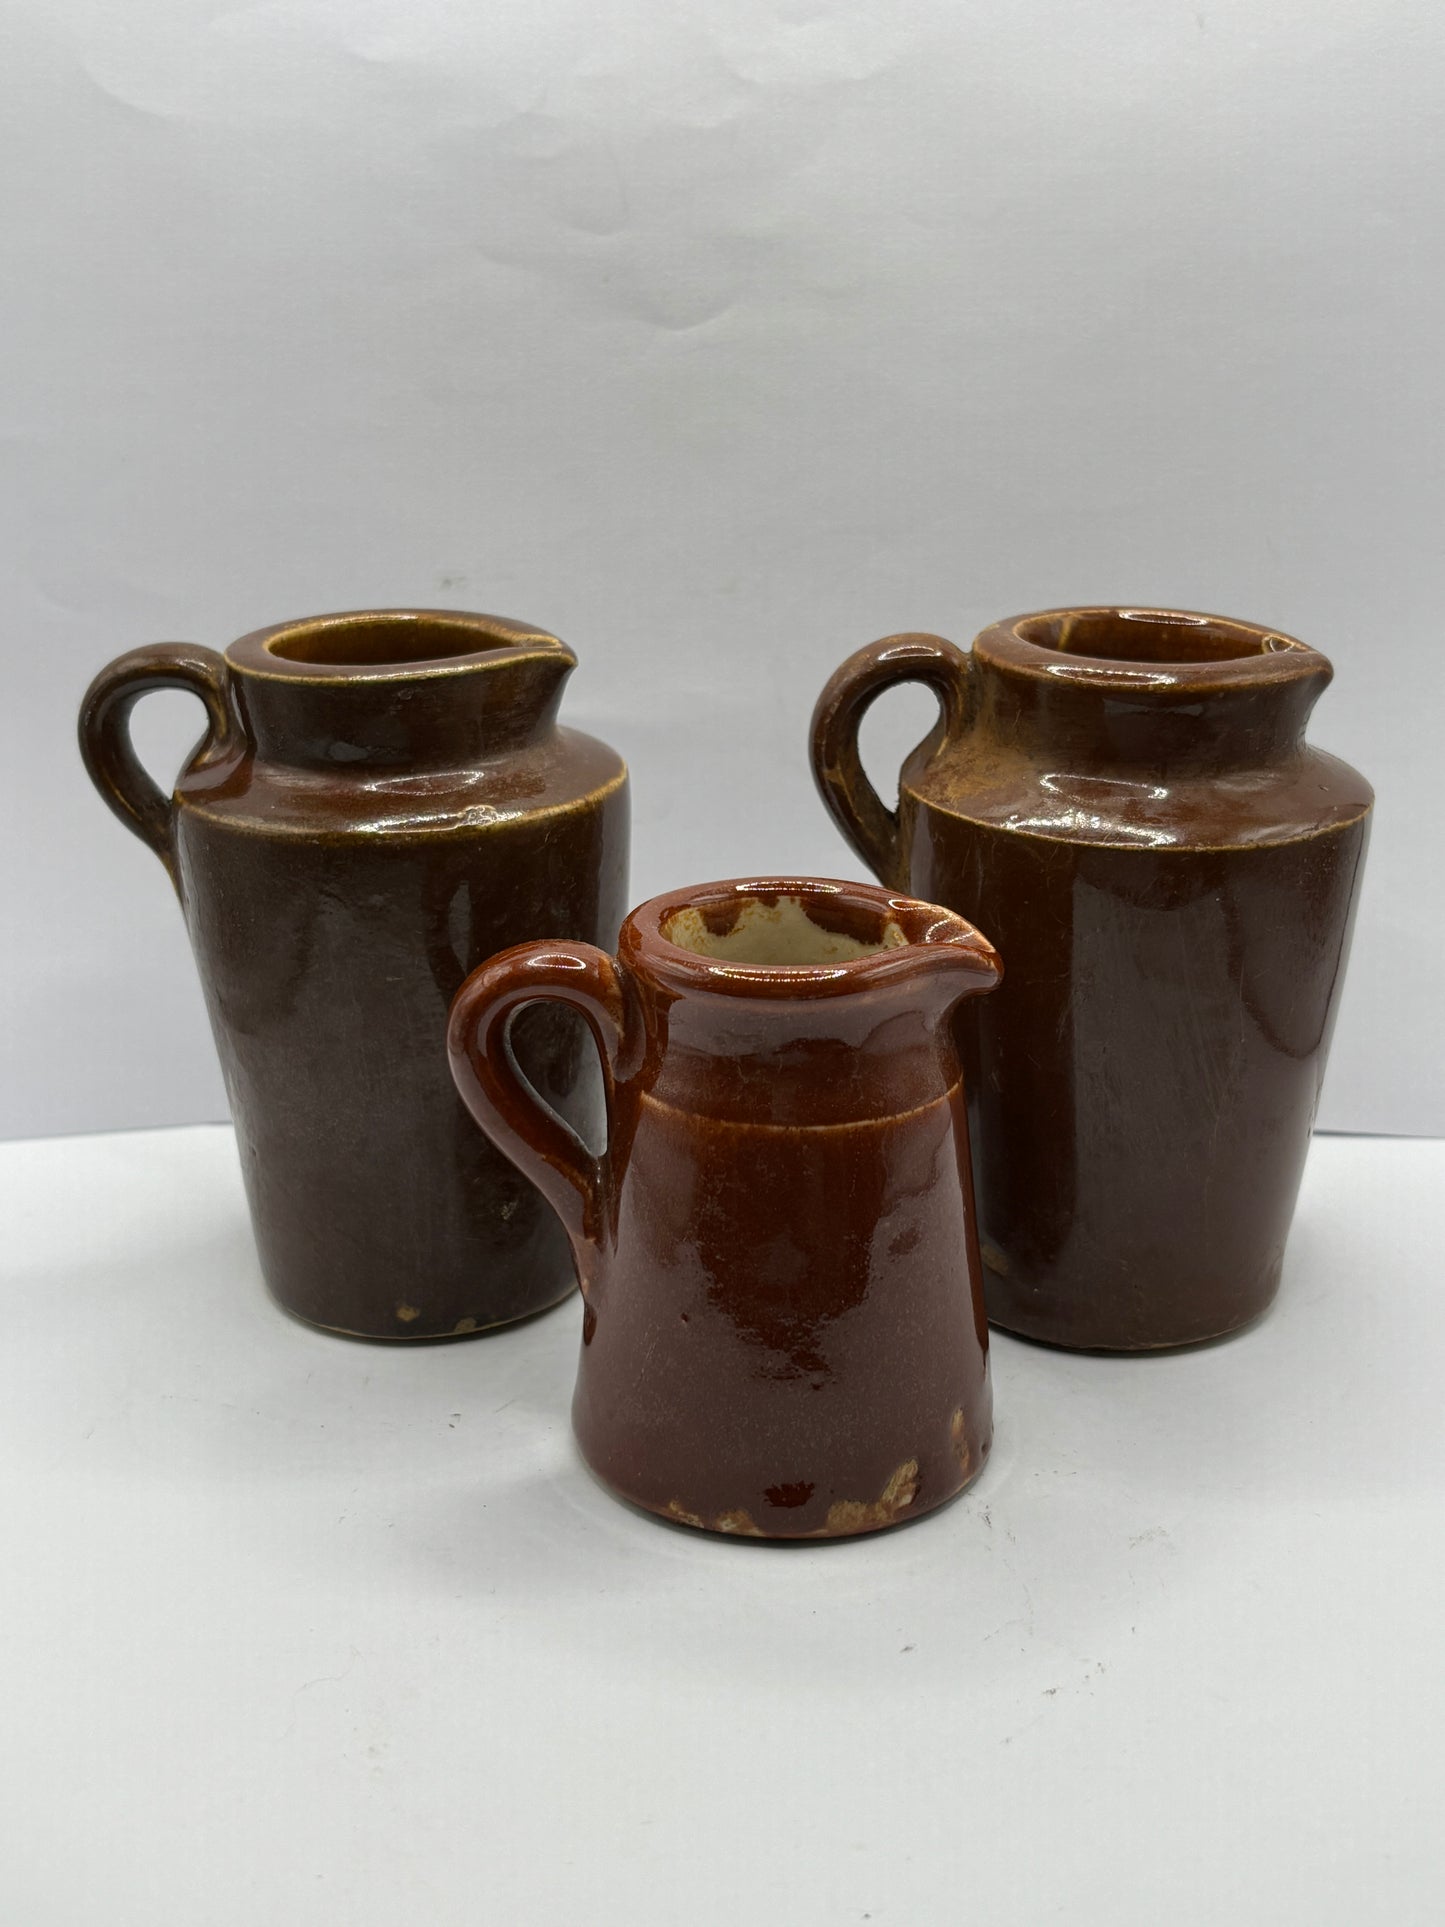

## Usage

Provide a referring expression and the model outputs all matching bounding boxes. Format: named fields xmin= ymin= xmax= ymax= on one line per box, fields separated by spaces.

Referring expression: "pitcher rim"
xmin=226 ymin=607 xmax=576 ymax=685
xmin=620 ymin=876 xmax=1001 ymax=1000
xmin=977 ymin=605 xmax=1331 ymax=695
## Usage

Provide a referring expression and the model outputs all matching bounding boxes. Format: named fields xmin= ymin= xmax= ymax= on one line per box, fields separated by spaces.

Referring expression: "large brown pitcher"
xmin=80 ymin=608 xmax=628 ymax=1339
xmin=812 ymin=608 xmax=1372 ymax=1351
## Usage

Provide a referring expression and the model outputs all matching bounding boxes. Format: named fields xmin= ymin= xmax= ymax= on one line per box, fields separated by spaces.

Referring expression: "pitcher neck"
xmin=971 ymin=608 xmax=1333 ymax=772
xmin=224 ymin=609 xmax=576 ymax=771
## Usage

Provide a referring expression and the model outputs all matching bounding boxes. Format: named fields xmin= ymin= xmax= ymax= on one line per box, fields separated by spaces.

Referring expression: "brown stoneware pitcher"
xmin=812 ymin=607 xmax=1372 ymax=1351
xmin=448 ymin=878 xmax=1002 ymax=1538
xmin=80 ymin=608 xmax=628 ymax=1339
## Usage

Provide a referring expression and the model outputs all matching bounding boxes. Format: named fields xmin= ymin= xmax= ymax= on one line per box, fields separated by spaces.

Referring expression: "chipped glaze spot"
xmin=715 ymin=1509 xmax=764 ymax=1536
xmin=813 ymin=1459 xmax=921 ymax=1537
xmin=664 ymin=1500 xmax=764 ymax=1536
xmin=950 ymin=1408 xmax=971 ymax=1476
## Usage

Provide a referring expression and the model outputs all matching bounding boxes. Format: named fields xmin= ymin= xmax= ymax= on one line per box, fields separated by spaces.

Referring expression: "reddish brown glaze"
xmin=812 ymin=608 xmax=1372 ymax=1352
xmin=448 ymin=878 xmax=1001 ymax=1538
xmin=79 ymin=609 xmax=628 ymax=1339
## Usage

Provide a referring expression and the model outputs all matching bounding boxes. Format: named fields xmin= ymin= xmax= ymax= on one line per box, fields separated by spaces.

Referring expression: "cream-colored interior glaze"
xmin=663 ymin=896 xmax=907 ymax=965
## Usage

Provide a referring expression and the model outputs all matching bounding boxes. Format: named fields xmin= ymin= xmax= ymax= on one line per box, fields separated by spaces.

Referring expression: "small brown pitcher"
xmin=448 ymin=878 xmax=1002 ymax=1539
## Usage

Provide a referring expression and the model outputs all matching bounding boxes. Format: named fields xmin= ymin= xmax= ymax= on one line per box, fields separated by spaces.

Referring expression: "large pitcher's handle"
xmin=810 ymin=633 xmax=972 ymax=889
xmin=447 ymin=942 xmax=628 ymax=1276
xmin=78 ymin=643 xmax=238 ymax=887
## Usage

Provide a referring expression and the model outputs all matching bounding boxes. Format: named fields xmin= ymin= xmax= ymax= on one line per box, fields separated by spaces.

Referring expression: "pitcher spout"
xmin=889 ymin=902 xmax=1003 ymax=999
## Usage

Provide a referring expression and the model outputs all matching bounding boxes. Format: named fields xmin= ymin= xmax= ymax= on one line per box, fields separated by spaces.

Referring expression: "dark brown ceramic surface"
xmin=448 ymin=878 xmax=1001 ymax=1538
xmin=79 ymin=609 xmax=628 ymax=1339
xmin=812 ymin=608 xmax=1372 ymax=1352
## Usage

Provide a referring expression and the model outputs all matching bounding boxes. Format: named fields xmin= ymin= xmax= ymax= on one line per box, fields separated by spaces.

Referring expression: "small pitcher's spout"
xmin=887 ymin=899 xmax=1003 ymax=1000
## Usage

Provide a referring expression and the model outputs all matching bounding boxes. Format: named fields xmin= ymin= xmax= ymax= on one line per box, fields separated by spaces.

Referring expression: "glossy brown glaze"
xmin=448 ymin=878 xmax=1001 ymax=1538
xmin=812 ymin=608 xmax=1372 ymax=1351
xmin=79 ymin=609 xmax=628 ymax=1339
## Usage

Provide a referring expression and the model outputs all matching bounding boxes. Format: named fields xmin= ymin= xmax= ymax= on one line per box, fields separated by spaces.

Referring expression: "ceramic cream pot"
xmin=80 ymin=608 xmax=628 ymax=1338
xmin=448 ymin=877 xmax=1001 ymax=1538
xmin=812 ymin=607 xmax=1372 ymax=1351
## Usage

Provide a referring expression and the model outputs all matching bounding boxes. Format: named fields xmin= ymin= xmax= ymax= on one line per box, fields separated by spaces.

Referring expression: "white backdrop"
xmin=2 ymin=0 xmax=1440 ymax=1139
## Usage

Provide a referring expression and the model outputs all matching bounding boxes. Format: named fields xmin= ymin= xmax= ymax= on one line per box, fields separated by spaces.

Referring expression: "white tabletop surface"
xmin=1 ymin=1124 xmax=1439 ymax=1925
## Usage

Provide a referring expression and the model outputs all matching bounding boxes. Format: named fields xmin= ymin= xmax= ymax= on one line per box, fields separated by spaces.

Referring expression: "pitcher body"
xmin=80 ymin=609 xmax=629 ymax=1338
xmin=449 ymin=879 xmax=1001 ymax=1537
xmin=813 ymin=608 xmax=1372 ymax=1351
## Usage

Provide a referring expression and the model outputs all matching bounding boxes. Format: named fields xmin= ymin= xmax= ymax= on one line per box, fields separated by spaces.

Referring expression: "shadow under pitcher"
xmin=811 ymin=607 xmax=1372 ymax=1352
xmin=79 ymin=608 xmax=628 ymax=1339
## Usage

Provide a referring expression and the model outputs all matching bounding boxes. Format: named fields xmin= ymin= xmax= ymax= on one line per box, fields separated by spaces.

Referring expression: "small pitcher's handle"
xmin=810 ymin=633 xmax=972 ymax=888
xmin=78 ymin=643 xmax=238 ymax=886
xmin=447 ymin=942 xmax=628 ymax=1273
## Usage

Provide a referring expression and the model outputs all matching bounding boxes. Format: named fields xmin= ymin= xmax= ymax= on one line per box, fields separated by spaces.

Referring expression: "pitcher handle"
xmin=78 ymin=643 xmax=237 ymax=886
xmin=810 ymin=633 xmax=971 ymax=888
xmin=447 ymin=942 xmax=628 ymax=1272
